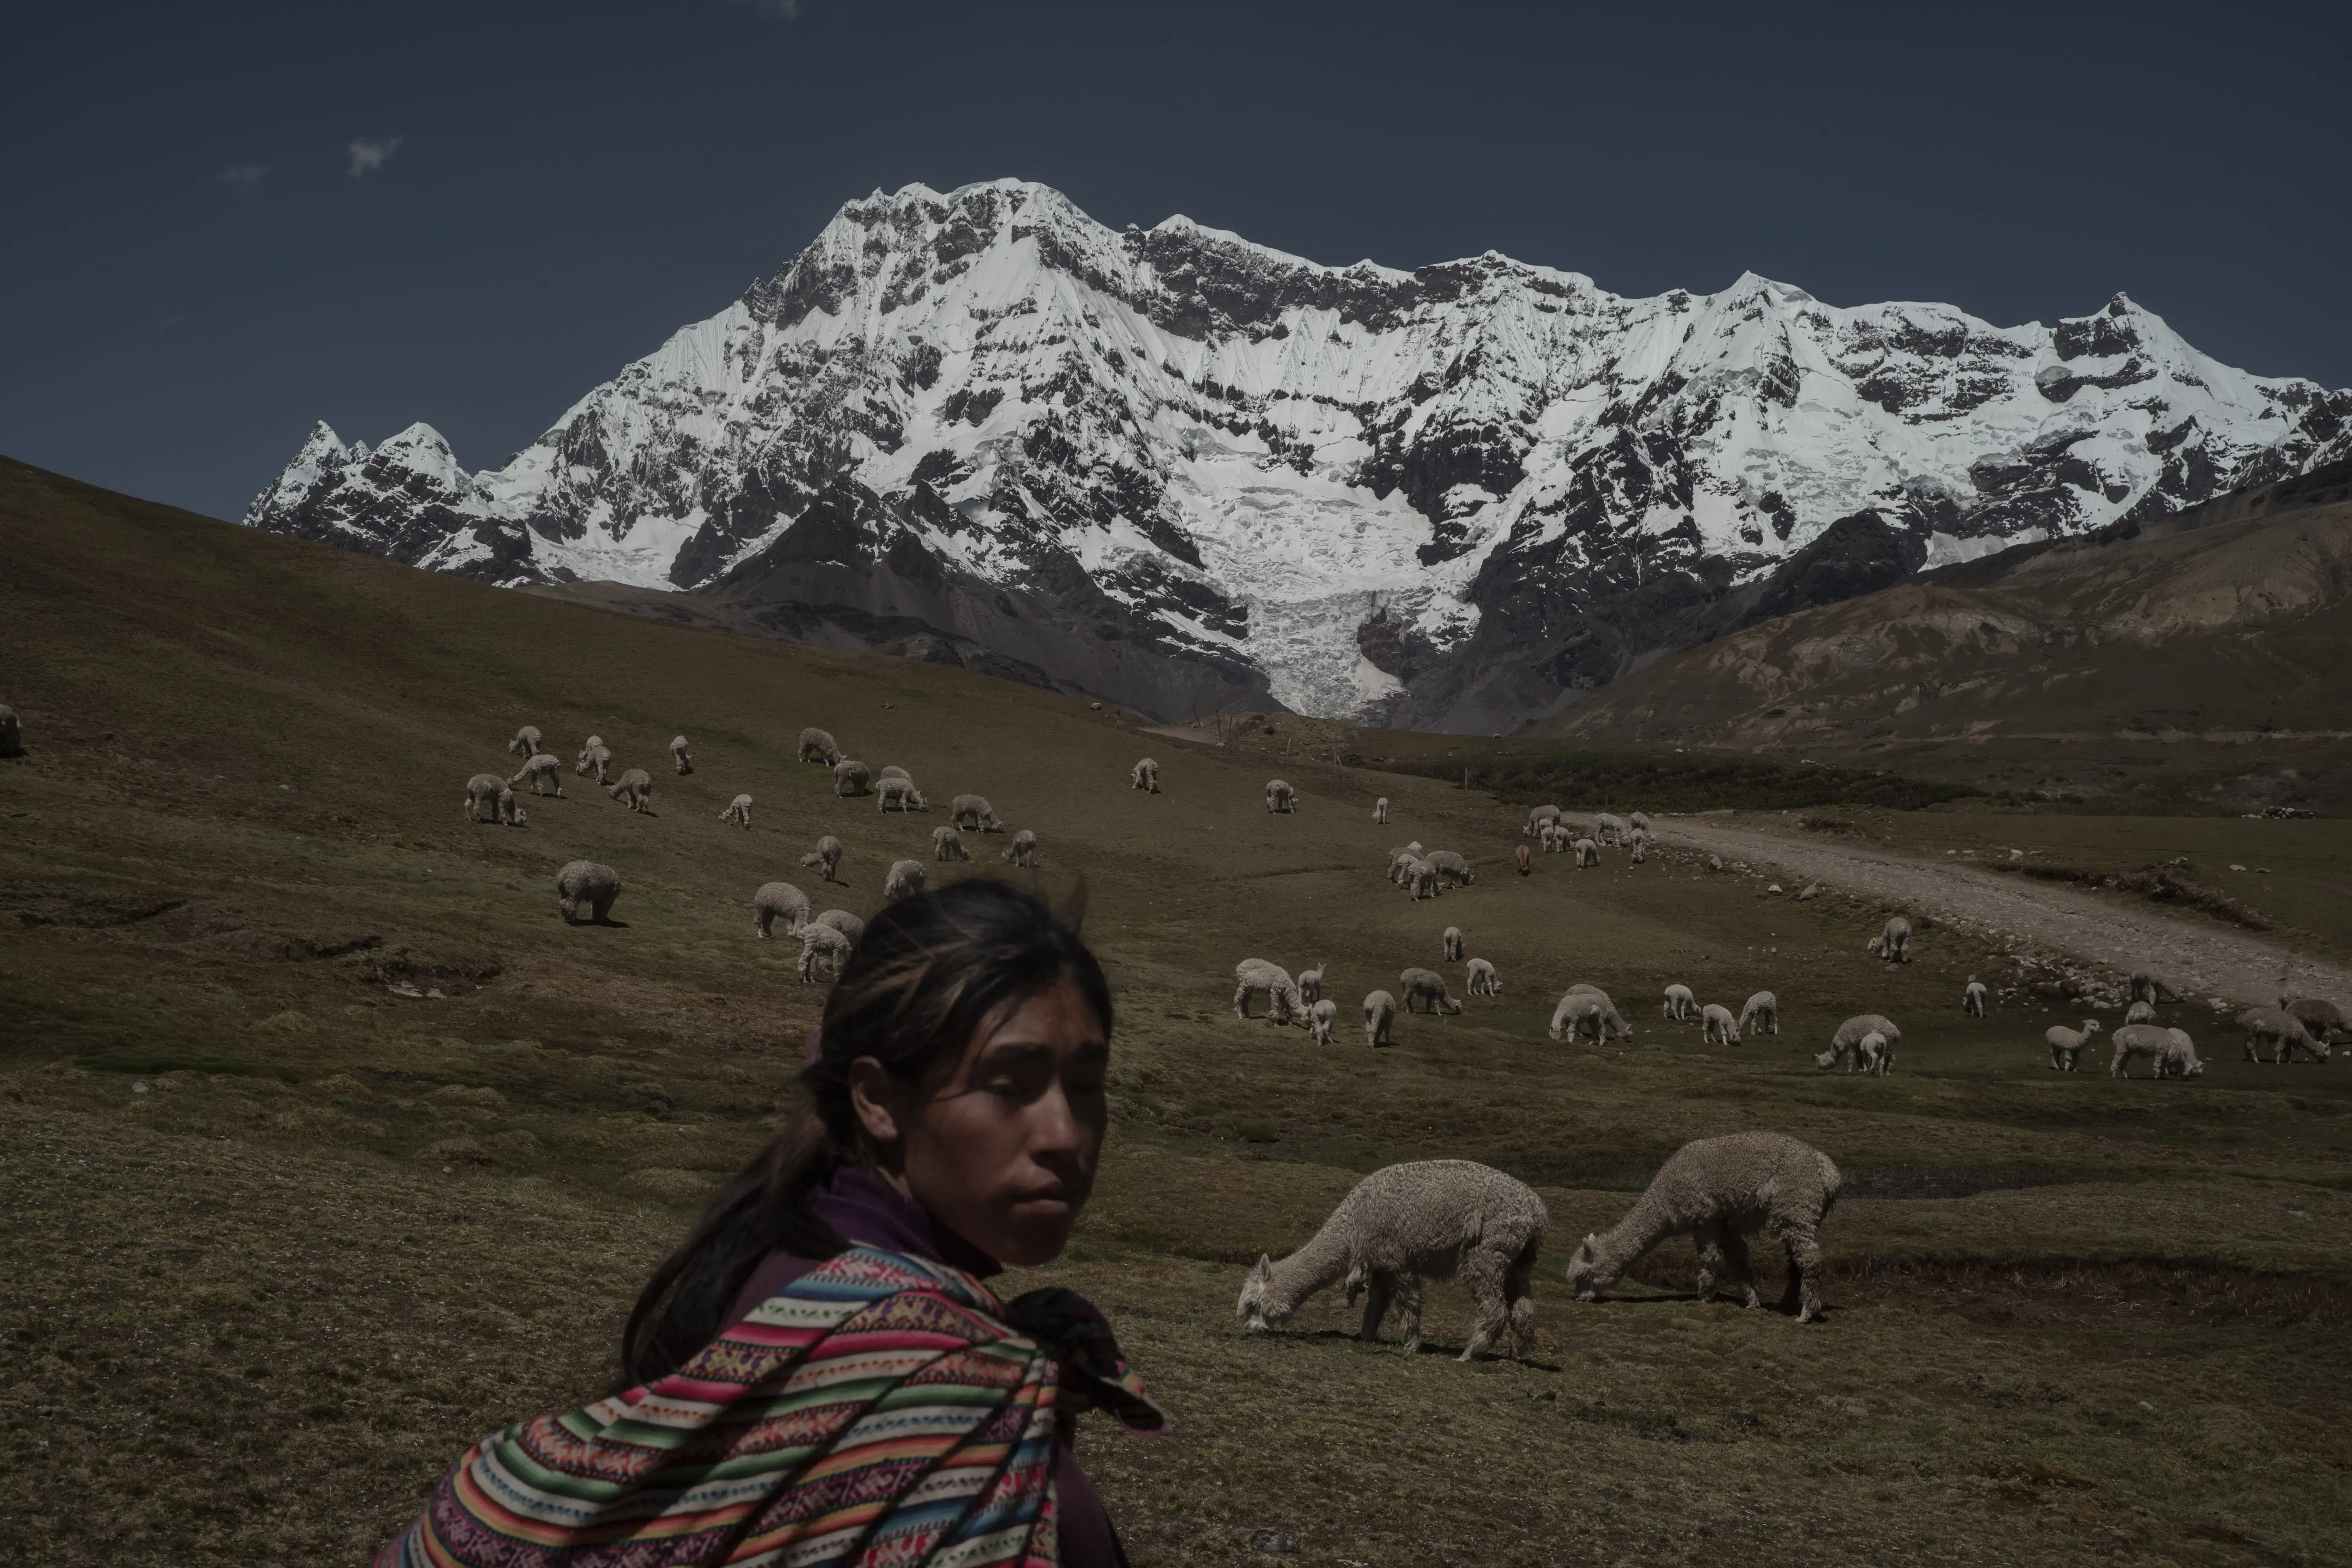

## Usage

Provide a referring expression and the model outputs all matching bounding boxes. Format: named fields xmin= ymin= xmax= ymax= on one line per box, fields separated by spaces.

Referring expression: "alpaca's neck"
xmin=1268 ymin=1214 xmax=1355 ymax=1315
xmin=1590 ymin=1191 xmax=1680 ymax=1291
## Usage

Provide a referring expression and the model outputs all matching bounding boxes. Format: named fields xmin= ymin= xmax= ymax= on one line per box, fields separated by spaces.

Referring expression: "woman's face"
xmin=856 ymin=976 xmax=1110 ymax=1267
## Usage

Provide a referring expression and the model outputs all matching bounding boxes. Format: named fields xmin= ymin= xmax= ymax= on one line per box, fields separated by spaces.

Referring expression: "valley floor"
xmin=4 ymin=461 xmax=2350 ymax=1568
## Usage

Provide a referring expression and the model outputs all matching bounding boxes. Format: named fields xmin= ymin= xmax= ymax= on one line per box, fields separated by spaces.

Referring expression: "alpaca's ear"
xmin=1249 ymin=1254 xmax=1272 ymax=1281
xmin=1583 ymin=1233 xmax=1599 ymax=1252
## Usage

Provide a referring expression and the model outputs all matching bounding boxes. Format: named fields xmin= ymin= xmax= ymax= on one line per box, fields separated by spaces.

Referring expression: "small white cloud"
xmin=216 ymin=164 xmax=269 ymax=190
xmin=348 ymin=137 xmax=403 ymax=178
xmin=728 ymin=0 xmax=802 ymax=17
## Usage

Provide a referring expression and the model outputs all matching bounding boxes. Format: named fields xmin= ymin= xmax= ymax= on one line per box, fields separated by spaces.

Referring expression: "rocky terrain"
xmin=247 ymin=179 xmax=2352 ymax=728
xmin=1546 ymin=459 xmax=2352 ymax=773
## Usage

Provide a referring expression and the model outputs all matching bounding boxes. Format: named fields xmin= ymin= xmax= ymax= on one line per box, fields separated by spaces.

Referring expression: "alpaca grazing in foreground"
xmin=1567 ymin=1131 xmax=1842 ymax=1323
xmin=1236 ymin=1160 xmax=1547 ymax=1361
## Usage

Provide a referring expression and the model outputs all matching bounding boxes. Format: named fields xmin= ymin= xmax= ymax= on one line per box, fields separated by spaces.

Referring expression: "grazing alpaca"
xmin=1567 ymin=1132 xmax=1841 ymax=1323
xmin=1237 ymin=1161 xmax=1547 ymax=1361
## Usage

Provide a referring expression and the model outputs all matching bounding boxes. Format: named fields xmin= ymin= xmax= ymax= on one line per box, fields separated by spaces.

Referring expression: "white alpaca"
xmin=1308 ymin=999 xmax=1338 ymax=1046
xmin=605 ymin=768 xmax=654 ymax=813
xmin=509 ymin=753 xmax=564 ymax=798
xmin=797 ymin=923 xmax=851 ymax=984
xmin=877 ymin=777 xmax=928 ymax=814
xmin=1372 ymin=796 xmax=1389 ymax=825
xmin=2045 ymin=1019 xmax=2102 ymax=1072
xmin=1465 ymin=958 xmax=1501 ymax=997
xmin=1550 ymin=988 xmax=1632 ymax=1044
xmin=1399 ymin=967 xmax=1462 ymax=1017
xmin=1363 ymin=990 xmax=1396 ymax=1048
xmin=1265 ymin=778 xmax=1296 ymax=814
xmin=1234 ymin=960 xmax=1307 ymax=1025
xmin=883 ymin=859 xmax=926 ymax=900
xmin=950 ymin=794 xmax=1005 ymax=832
xmin=1662 ymin=984 xmax=1696 ymax=1021
xmin=1568 ymin=1132 xmax=1841 ymax=1322
xmin=464 ymin=773 xmax=525 ymax=825
xmin=1296 ymin=962 xmax=1327 ymax=1006
xmin=1819 ymin=1014 xmax=1901 ymax=1073
xmin=1855 ymin=1031 xmax=1890 ymax=1075
xmin=1237 ymin=1161 xmax=1547 ymax=1360
xmin=1426 ymin=851 xmax=1474 ymax=888
xmin=669 ymin=734 xmax=693 ymax=775
xmin=1701 ymin=1003 xmax=1741 ymax=1046
xmin=1964 ymin=978 xmax=1988 ymax=1017
xmin=1130 ymin=758 xmax=1160 ymax=793
xmin=718 ymin=793 xmax=753 ymax=828
xmin=1868 ymin=917 xmax=1912 ymax=962
xmin=2239 ymin=1006 xmax=2326 ymax=1064
xmin=1737 ymin=991 xmax=1779 ymax=1036
xmin=1442 ymin=926 xmax=1464 ymax=963
xmin=1000 ymin=828 xmax=1039 ymax=868
xmin=2158 ymin=1028 xmax=2204 ymax=1079
xmin=797 ymin=727 xmax=841 ymax=765
xmin=752 ymin=881 xmax=811 ymax=938
xmin=555 ymin=860 xmax=619 ymax=924
xmin=932 ymin=825 xmax=971 ymax=862
xmin=2109 ymin=1023 xmax=2173 ymax=1078
xmin=799 ymin=834 xmax=844 ymax=884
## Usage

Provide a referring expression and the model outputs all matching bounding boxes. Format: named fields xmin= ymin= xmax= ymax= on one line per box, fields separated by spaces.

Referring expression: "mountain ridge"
xmin=246 ymin=178 xmax=2352 ymax=728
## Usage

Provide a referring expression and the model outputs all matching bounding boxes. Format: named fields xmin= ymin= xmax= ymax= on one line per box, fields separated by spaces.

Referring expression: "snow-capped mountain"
xmin=248 ymin=178 xmax=2352 ymax=729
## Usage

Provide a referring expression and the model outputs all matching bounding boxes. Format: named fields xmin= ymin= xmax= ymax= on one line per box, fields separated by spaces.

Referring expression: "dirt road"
xmin=1659 ymin=817 xmax=2352 ymax=1007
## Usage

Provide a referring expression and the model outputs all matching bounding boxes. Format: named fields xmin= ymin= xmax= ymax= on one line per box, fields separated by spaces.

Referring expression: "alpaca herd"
xmin=440 ymin=706 xmax=2338 ymax=1366
xmin=470 ymin=719 xmax=1048 ymax=960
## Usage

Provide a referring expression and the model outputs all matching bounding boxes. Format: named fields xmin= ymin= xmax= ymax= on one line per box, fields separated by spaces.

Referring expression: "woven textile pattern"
xmin=376 ymin=1248 xmax=1064 ymax=1568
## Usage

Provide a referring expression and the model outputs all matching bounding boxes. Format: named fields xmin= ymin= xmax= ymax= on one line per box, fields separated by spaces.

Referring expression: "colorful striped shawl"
xmin=377 ymin=1246 xmax=1157 ymax=1568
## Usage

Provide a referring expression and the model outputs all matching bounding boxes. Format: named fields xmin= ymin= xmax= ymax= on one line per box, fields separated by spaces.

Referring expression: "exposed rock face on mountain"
xmin=1543 ymin=462 xmax=2352 ymax=759
xmin=247 ymin=179 xmax=2352 ymax=728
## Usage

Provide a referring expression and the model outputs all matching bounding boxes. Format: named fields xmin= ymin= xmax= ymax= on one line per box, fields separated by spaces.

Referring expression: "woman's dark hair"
xmin=617 ymin=878 xmax=1111 ymax=1386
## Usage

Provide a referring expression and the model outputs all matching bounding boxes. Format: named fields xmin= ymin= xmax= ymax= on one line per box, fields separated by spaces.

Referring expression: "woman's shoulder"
xmin=730 ymin=1245 xmax=1018 ymax=1346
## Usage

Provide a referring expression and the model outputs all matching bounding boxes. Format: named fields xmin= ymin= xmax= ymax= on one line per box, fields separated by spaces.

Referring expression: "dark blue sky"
xmin=6 ymin=1 xmax=2348 ymax=523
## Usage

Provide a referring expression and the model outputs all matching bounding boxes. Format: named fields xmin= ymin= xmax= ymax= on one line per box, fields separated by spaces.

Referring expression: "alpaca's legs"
xmin=1356 ymin=1274 xmax=1392 ymax=1343
xmin=1501 ymin=1235 xmax=1540 ymax=1357
xmin=1720 ymin=1229 xmax=1760 ymax=1308
xmin=1780 ymin=1225 xmax=1825 ymax=1322
xmin=1233 ymin=985 xmax=1252 ymax=1021
xmin=1393 ymin=1275 xmax=1424 ymax=1354
xmin=1455 ymin=1249 xmax=1511 ymax=1361
xmin=1694 ymin=1221 xmax=1728 ymax=1303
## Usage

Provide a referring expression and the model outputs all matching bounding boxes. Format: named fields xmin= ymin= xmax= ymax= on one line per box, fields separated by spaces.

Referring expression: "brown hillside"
xmin=1542 ymin=495 xmax=2352 ymax=808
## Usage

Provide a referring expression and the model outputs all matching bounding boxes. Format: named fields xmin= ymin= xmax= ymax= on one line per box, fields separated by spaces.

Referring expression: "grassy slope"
xmin=4 ymin=456 xmax=2351 ymax=1568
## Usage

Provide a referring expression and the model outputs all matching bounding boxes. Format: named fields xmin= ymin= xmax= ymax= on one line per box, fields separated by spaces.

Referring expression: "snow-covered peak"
xmin=247 ymin=178 xmax=2352 ymax=725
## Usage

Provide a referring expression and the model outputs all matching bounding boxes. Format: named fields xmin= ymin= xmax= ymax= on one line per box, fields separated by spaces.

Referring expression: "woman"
xmin=381 ymin=881 xmax=1157 ymax=1567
